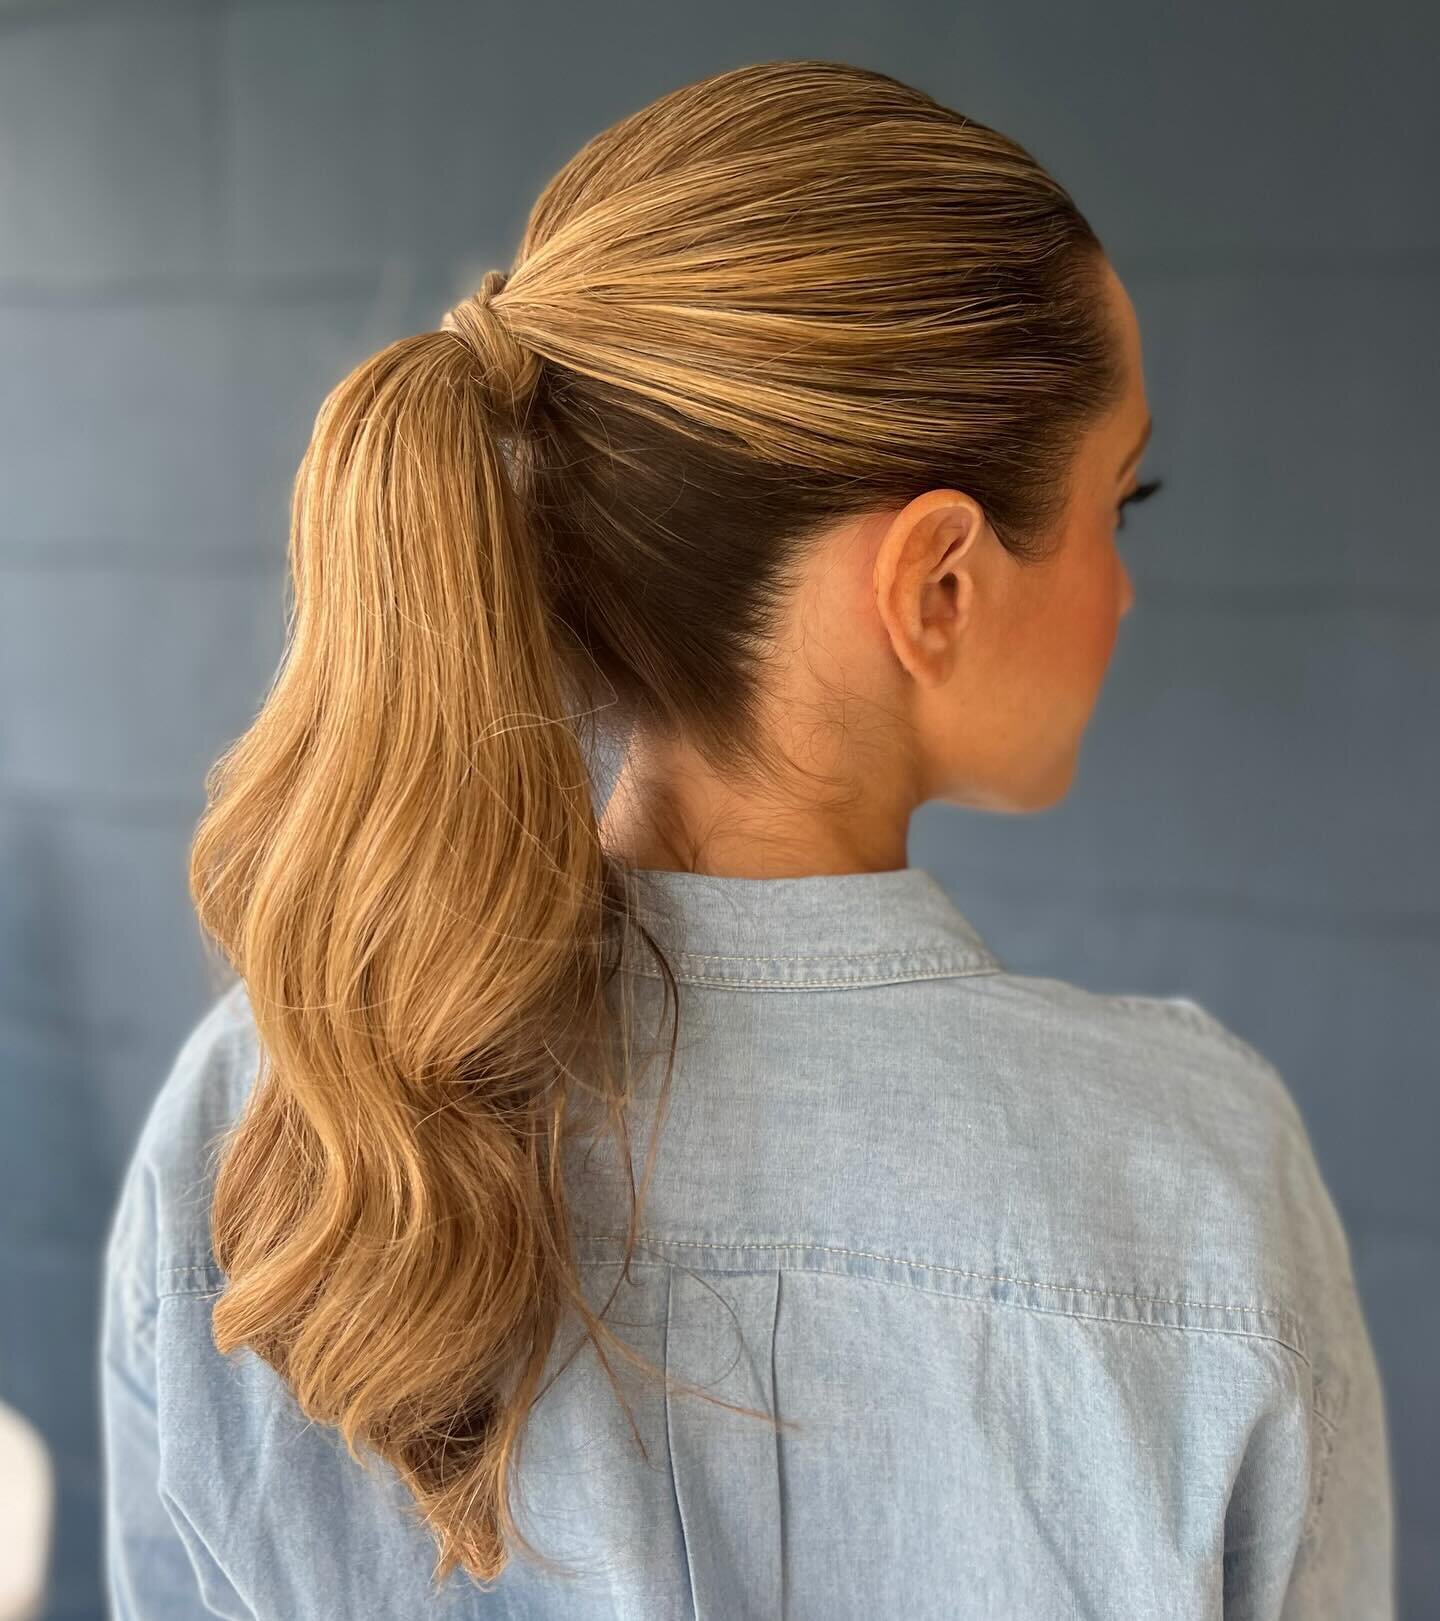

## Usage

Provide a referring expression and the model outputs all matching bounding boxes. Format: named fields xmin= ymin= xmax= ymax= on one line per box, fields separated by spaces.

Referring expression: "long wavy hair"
xmin=189 ymin=58 xmax=1124 ymax=1590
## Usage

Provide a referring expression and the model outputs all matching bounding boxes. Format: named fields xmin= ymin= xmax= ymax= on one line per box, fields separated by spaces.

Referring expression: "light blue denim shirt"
xmin=100 ymin=865 xmax=1395 ymax=1618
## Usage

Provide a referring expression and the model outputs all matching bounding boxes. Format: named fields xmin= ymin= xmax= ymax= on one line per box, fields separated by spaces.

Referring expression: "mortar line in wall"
xmin=2 ymin=548 xmax=1438 ymax=612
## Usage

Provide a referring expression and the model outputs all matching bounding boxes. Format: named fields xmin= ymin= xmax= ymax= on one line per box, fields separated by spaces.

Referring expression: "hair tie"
xmin=440 ymin=270 xmax=543 ymax=422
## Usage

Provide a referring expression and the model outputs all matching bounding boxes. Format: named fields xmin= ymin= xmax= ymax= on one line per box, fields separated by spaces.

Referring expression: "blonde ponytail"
xmin=192 ymin=277 xmax=684 ymax=1585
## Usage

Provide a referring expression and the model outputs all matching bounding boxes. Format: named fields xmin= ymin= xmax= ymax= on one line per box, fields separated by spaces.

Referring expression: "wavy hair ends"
xmin=186 ymin=57 xmax=1123 ymax=1594
xmin=188 ymin=325 xmax=690 ymax=1588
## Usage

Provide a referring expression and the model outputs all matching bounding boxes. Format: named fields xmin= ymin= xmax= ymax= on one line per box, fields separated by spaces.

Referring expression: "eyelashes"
xmin=1117 ymin=476 xmax=1164 ymax=530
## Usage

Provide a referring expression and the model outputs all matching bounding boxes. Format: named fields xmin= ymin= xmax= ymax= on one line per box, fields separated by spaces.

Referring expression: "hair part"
xmin=189 ymin=57 xmax=1124 ymax=1591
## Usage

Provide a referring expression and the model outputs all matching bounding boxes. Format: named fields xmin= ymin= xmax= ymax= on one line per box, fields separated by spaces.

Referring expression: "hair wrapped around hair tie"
xmin=440 ymin=269 xmax=543 ymax=424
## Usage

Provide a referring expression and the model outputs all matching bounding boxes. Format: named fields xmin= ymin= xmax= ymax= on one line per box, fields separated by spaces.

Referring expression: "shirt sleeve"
xmin=100 ymin=1149 xmax=199 ymax=1615
xmin=1278 ymin=1186 xmax=1398 ymax=1617
xmin=98 ymin=1007 xmax=256 ymax=1621
xmin=1162 ymin=1000 xmax=1398 ymax=1619
xmin=1221 ymin=1120 xmax=1398 ymax=1620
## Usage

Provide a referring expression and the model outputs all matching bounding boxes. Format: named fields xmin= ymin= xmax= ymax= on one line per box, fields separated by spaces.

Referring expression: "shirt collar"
xmin=616 ymin=864 xmax=1004 ymax=989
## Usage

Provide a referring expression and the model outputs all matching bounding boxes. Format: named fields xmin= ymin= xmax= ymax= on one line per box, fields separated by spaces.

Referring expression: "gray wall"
xmin=1 ymin=2 xmax=1434 ymax=1616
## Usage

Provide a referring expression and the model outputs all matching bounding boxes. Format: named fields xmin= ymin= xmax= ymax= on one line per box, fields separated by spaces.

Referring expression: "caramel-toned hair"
xmin=189 ymin=58 xmax=1123 ymax=1590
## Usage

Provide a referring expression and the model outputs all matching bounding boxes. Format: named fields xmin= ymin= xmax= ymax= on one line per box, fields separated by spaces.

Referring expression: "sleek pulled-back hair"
xmin=189 ymin=58 xmax=1124 ymax=1590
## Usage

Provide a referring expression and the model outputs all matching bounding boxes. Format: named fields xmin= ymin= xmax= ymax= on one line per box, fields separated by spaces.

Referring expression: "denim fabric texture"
xmin=100 ymin=865 xmax=1396 ymax=1618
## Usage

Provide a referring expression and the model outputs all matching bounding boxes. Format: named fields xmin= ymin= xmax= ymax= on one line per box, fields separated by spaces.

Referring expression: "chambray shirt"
xmin=100 ymin=865 xmax=1396 ymax=1619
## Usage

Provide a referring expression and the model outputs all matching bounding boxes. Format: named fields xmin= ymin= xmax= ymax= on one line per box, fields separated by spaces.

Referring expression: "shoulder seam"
xmin=1107 ymin=993 xmax=1274 ymax=1067
xmin=1105 ymin=994 xmax=1308 ymax=1126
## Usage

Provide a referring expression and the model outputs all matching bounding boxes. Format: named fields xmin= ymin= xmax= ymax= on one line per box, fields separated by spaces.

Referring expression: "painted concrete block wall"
xmin=1 ymin=2 xmax=1433 ymax=1615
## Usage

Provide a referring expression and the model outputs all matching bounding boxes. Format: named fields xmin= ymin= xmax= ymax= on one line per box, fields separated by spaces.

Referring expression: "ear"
xmin=872 ymin=489 xmax=986 ymax=687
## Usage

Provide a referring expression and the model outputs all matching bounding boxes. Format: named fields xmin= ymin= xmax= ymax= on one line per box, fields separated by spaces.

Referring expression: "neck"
xmin=597 ymin=732 xmax=915 ymax=879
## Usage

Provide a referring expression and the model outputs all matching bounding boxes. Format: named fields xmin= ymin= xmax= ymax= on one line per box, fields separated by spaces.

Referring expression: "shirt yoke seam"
xmin=152 ymin=1255 xmax=1317 ymax=1380
xmin=594 ymin=1256 xmax=1318 ymax=1375
xmin=154 ymin=1237 xmax=1304 ymax=1333
xmin=580 ymin=1236 xmax=1300 ymax=1322
xmin=149 ymin=1251 xmax=1334 ymax=1427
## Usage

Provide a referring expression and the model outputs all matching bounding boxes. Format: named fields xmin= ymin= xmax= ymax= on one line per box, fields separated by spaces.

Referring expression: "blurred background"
xmin=1 ymin=1 xmax=1435 ymax=1616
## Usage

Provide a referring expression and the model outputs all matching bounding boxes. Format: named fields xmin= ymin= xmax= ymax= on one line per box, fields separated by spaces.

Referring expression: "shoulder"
xmin=957 ymin=970 xmax=1357 ymax=1331
xmin=972 ymin=970 xmax=1309 ymax=1145
xmin=968 ymin=969 xmax=1314 ymax=1180
xmin=103 ymin=977 xmax=262 ymax=1294
xmin=1042 ymin=982 xmax=1371 ymax=1469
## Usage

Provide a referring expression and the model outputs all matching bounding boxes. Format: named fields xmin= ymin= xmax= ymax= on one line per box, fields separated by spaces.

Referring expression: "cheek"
xmin=984 ymin=526 xmax=1122 ymax=728
xmin=1059 ymin=536 xmax=1126 ymax=690
xmin=1088 ymin=529 xmax=1128 ymax=624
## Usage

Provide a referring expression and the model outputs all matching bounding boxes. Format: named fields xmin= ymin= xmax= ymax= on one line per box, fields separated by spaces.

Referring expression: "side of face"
xmin=870 ymin=260 xmax=1150 ymax=814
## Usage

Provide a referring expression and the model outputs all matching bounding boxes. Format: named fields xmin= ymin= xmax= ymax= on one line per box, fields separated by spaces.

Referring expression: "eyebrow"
xmin=1119 ymin=416 xmax=1153 ymax=477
